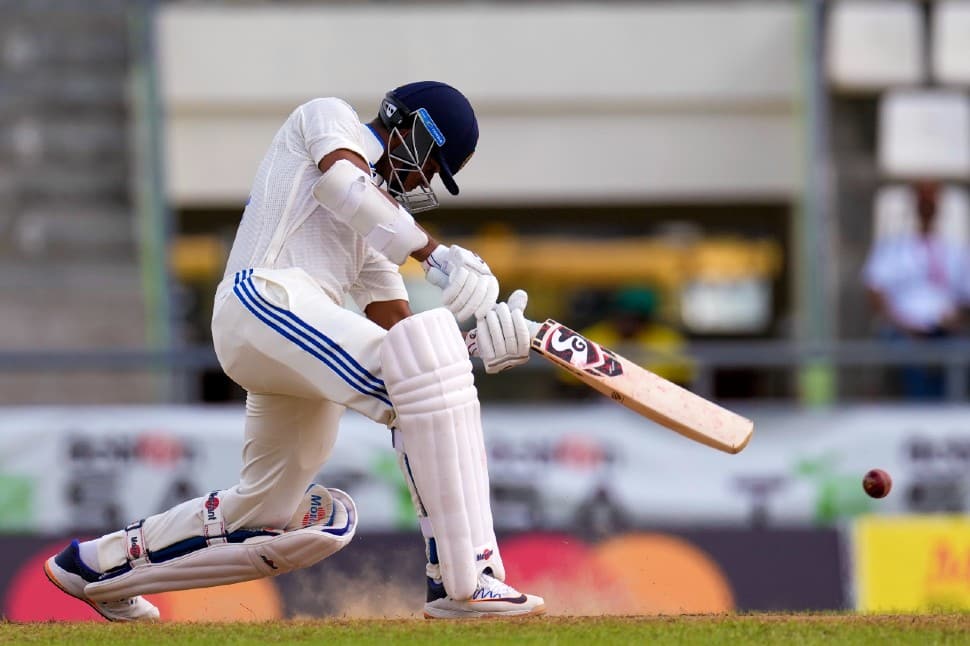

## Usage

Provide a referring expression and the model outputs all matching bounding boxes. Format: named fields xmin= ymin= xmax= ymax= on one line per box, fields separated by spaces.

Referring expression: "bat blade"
xmin=531 ymin=319 xmax=753 ymax=454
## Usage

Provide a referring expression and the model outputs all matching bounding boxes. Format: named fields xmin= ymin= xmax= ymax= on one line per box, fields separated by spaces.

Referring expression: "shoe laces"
xmin=477 ymin=571 xmax=518 ymax=597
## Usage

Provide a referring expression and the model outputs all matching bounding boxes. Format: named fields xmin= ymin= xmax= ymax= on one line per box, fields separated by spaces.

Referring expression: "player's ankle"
xmin=426 ymin=576 xmax=447 ymax=602
xmin=77 ymin=539 xmax=103 ymax=573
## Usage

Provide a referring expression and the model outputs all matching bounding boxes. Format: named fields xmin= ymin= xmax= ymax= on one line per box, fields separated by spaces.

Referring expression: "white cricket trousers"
xmin=94 ymin=267 xmax=394 ymax=572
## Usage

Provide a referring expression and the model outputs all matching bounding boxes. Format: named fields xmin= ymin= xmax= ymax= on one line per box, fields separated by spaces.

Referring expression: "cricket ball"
xmin=862 ymin=468 xmax=892 ymax=499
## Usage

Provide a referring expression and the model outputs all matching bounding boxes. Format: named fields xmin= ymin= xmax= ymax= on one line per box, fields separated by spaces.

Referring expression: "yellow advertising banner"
xmin=855 ymin=515 xmax=970 ymax=612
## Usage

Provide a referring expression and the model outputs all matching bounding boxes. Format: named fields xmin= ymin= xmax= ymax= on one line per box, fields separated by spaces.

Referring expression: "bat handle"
xmin=525 ymin=318 xmax=541 ymax=339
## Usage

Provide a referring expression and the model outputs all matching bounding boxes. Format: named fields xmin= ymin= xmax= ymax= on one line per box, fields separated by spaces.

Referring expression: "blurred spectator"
xmin=560 ymin=286 xmax=693 ymax=397
xmin=862 ymin=180 xmax=969 ymax=398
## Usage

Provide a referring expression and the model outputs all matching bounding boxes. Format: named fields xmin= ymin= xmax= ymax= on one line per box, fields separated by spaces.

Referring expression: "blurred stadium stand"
xmin=826 ymin=0 xmax=970 ymax=400
xmin=826 ymin=0 xmax=924 ymax=90
xmin=931 ymin=0 xmax=970 ymax=85
xmin=1 ymin=0 xmax=969 ymax=405
xmin=0 ymin=0 xmax=160 ymax=403
xmin=878 ymin=89 xmax=970 ymax=179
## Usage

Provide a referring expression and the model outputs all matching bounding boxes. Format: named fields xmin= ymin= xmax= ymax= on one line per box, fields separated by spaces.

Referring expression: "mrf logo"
xmin=537 ymin=322 xmax=623 ymax=377
xmin=205 ymin=492 xmax=220 ymax=521
xmin=476 ymin=548 xmax=493 ymax=562
xmin=301 ymin=493 xmax=328 ymax=527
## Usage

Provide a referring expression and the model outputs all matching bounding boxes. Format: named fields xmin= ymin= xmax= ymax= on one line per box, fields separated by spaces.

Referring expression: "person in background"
xmin=862 ymin=180 xmax=969 ymax=399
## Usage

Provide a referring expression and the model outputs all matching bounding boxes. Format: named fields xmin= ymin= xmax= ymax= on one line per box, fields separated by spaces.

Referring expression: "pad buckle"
xmin=202 ymin=491 xmax=227 ymax=546
xmin=124 ymin=519 xmax=150 ymax=568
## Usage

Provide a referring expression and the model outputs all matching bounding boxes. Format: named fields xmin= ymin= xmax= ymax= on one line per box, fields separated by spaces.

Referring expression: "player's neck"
xmin=366 ymin=119 xmax=390 ymax=147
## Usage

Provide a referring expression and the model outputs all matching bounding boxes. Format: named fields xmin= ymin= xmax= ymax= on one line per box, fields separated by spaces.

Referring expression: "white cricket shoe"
xmin=44 ymin=540 xmax=160 ymax=622
xmin=424 ymin=570 xmax=546 ymax=619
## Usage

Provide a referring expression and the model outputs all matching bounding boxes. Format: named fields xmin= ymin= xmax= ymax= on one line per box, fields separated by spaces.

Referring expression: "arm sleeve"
xmin=349 ymin=246 xmax=409 ymax=311
xmin=298 ymin=97 xmax=368 ymax=166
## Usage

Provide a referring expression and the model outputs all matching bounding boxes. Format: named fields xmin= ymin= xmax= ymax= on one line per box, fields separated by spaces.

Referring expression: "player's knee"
xmin=224 ymin=483 xmax=350 ymax=533
xmin=218 ymin=485 xmax=297 ymax=532
xmin=85 ymin=486 xmax=357 ymax=601
xmin=380 ymin=308 xmax=477 ymax=412
xmin=240 ymin=504 xmax=293 ymax=532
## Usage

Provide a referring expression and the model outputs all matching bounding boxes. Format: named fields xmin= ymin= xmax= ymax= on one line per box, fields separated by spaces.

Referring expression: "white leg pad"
xmin=84 ymin=487 xmax=357 ymax=602
xmin=381 ymin=308 xmax=503 ymax=600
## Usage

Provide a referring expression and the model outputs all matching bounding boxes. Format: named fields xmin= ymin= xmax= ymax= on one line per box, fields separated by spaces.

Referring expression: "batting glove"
xmin=466 ymin=289 xmax=532 ymax=374
xmin=422 ymin=244 xmax=500 ymax=323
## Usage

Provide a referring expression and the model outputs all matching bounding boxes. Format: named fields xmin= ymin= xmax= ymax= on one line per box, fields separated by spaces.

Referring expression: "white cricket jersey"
xmin=224 ymin=97 xmax=408 ymax=310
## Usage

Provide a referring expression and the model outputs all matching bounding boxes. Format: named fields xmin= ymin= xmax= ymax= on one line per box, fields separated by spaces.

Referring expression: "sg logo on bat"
xmin=533 ymin=321 xmax=623 ymax=378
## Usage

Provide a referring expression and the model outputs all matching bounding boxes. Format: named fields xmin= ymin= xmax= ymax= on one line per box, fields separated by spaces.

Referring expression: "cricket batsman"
xmin=44 ymin=81 xmax=545 ymax=620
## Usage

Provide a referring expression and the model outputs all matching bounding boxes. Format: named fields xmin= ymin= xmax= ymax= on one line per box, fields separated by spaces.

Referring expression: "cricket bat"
xmin=529 ymin=319 xmax=753 ymax=454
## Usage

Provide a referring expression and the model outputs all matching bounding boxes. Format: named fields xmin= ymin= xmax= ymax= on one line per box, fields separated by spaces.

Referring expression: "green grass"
xmin=2 ymin=615 xmax=970 ymax=646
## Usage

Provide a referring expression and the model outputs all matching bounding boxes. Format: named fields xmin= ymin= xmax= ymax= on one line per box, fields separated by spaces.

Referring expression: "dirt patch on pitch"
xmin=519 ymin=613 xmax=970 ymax=629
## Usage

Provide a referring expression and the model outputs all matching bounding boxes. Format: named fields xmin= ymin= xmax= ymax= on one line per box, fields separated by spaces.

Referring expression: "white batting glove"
xmin=466 ymin=289 xmax=532 ymax=374
xmin=422 ymin=244 xmax=500 ymax=323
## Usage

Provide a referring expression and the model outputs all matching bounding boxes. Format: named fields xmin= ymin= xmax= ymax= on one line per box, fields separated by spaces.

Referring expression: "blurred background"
xmin=2 ymin=0 xmax=970 ymax=620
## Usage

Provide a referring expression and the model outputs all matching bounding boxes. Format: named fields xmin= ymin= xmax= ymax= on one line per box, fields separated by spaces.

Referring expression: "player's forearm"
xmin=410 ymin=231 xmax=439 ymax=262
xmin=365 ymin=299 xmax=412 ymax=330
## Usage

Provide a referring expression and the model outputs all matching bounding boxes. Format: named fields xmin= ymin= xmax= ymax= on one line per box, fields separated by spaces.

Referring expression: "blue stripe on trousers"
xmin=234 ymin=270 xmax=385 ymax=395
xmin=239 ymin=270 xmax=386 ymax=395
xmin=232 ymin=273 xmax=391 ymax=407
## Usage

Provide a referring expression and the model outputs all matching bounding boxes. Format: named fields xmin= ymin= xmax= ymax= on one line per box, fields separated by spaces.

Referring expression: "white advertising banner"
xmin=0 ymin=403 xmax=967 ymax=533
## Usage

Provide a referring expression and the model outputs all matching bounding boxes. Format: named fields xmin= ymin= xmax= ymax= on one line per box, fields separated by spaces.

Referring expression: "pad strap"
xmin=85 ymin=489 xmax=357 ymax=602
xmin=124 ymin=520 xmax=149 ymax=568
xmin=202 ymin=491 xmax=227 ymax=546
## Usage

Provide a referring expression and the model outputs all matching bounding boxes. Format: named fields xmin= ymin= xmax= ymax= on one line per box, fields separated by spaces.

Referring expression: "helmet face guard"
xmin=380 ymin=96 xmax=447 ymax=213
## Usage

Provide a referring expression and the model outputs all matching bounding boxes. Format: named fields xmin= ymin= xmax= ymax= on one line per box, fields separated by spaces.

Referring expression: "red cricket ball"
xmin=862 ymin=468 xmax=892 ymax=499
